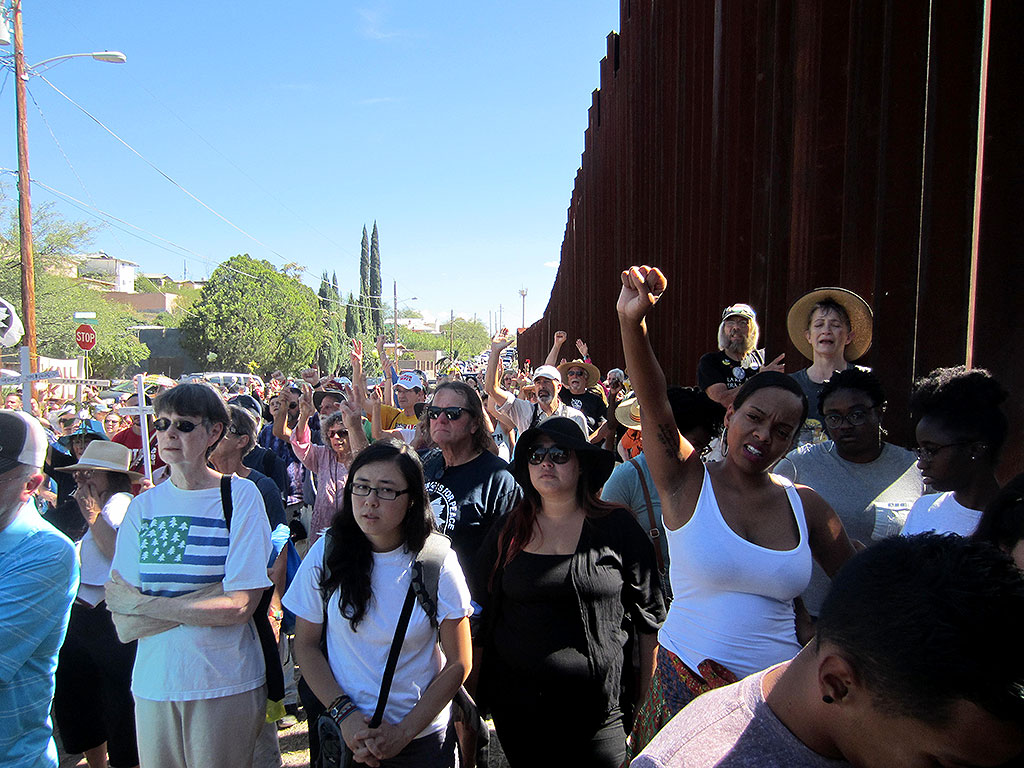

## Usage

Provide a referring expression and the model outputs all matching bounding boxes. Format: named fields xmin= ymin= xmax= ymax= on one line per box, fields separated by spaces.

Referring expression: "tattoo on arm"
xmin=656 ymin=422 xmax=681 ymax=459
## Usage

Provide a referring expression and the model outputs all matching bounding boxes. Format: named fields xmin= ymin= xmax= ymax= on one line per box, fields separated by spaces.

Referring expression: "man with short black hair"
xmin=633 ymin=534 xmax=1024 ymax=767
xmin=0 ymin=411 xmax=79 ymax=768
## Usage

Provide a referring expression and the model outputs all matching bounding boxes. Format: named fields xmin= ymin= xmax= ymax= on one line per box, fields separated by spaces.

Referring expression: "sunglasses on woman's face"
xmin=427 ymin=406 xmax=465 ymax=421
xmin=327 ymin=429 xmax=349 ymax=439
xmin=527 ymin=445 xmax=572 ymax=465
xmin=153 ymin=417 xmax=204 ymax=433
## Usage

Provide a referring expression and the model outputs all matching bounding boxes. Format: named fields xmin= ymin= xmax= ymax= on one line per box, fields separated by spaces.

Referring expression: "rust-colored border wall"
xmin=521 ymin=0 xmax=1023 ymax=476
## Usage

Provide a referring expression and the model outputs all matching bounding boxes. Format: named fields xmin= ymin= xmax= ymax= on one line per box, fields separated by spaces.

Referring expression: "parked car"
xmin=97 ymin=375 xmax=176 ymax=403
xmin=185 ymin=372 xmax=266 ymax=392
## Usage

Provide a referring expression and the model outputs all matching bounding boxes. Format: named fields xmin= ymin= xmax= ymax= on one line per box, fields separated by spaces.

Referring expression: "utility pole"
xmin=518 ymin=287 xmax=528 ymax=329
xmin=449 ymin=309 xmax=454 ymax=360
xmin=393 ymin=279 xmax=398 ymax=359
xmin=14 ymin=0 xmax=36 ymax=372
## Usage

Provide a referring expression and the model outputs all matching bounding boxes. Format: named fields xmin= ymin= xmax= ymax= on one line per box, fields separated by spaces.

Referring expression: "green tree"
xmin=369 ymin=221 xmax=382 ymax=335
xmin=179 ymin=254 xmax=320 ymax=374
xmin=397 ymin=317 xmax=490 ymax=361
xmin=317 ymin=270 xmax=343 ymax=374
xmin=359 ymin=225 xmax=371 ymax=334
xmin=344 ymin=291 xmax=361 ymax=337
xmin=0 ymin=200 xmax=149 ymax=377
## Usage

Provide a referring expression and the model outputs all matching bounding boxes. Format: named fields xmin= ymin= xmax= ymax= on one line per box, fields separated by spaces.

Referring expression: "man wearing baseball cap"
xmin=696 ymin=303 xmax=785 ymax=408
xmin=374 ymin=371 xmax=426 ymax=431
xmin=486 ymin=332 xmax=587 ymax=434
xmin=0 ymin=411 xmax=79 ymax=767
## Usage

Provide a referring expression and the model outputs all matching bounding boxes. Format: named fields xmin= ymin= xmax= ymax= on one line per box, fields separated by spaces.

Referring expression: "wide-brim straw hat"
xmin=55 ymin=440 xmax=144 ymax=481
xmin=557 ymin=359 xmax=602 ymax=389
xmin=313 ymin=387 xmax=347 ymax=410
xmin=512 ymin=417 xmax=615 ymax=492
xmin=614 ymin=396 xmax=642 ymax=431
xmin=786 ymin=287 xmax=873 ymax=362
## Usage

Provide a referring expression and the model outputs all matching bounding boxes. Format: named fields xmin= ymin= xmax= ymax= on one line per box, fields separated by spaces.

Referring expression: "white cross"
xmin=118 ymin=374 xmax=157 ymax=481
xmin=0 ymin=347 xmax=61 ymax=413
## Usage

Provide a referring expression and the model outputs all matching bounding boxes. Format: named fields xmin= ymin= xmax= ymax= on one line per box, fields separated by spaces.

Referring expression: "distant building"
xmin=77 ymin=252 xmax=137 ymax=293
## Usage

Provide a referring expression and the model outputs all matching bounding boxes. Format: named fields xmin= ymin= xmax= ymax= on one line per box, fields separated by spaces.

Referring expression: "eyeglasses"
xmin=527 ymin=445 xmax=572 ymax=465
xmin=227 ymin=425 xmax=248 ymax=436
xmin=327 ymin=429 xmax=349 ymax=439
xmin=427 ymin=406 xmax=465 ymax=421
xmin=350 ymin=482 xmax=410 ymax=501
xmin=823 ymin=409 xmax=874 ymax=430
xmin=153 ymin=417 xmax=204 ymax=433
xmin=72 ymin=469 xmax=95 ymax=480
xmin=914 ymin=442 xmax=972 ymax=461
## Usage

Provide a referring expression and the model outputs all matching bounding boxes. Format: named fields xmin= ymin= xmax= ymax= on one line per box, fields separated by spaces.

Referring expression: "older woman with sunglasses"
xmin=471 ymin=417 xmax=665 ymax=767
xmin=105 ymin=383 xmax=274 ymax=768
xmin=291 ymin=386 xmax=368 ymax=544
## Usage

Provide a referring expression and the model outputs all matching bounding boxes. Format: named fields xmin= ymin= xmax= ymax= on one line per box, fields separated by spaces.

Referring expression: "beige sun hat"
xmin=614 ymin=396 xmax=642 ymax=431
xmin=55 ymin=440 xmax=144 ymax=481
xmin=786 ymin=287 xmax=874 ymax=362
xmin=557 ymin=359 xmax=602 ymax=389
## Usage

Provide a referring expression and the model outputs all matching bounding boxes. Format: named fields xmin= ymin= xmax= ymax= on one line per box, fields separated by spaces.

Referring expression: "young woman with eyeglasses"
xmin=105 ymin=383 xmax=274 ymax=768
xmin=902 ymin=366 xmax=1009 ymax=537
xmin=284 ymin=440 xmax=473 ymax=767
xmin=290 ymin=385 xmax=368 ymax=544
xmin=470 ymin=417 xmax=665 ymax=767
xmin=616 ymin=266 xmax=855 ymax=759
xmin=774 ymin=368 xmax=925 ymax=617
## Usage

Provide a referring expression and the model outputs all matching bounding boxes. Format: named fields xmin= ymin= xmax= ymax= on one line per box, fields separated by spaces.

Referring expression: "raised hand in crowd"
xmin=544 ymin=330 xmax=567 ymax=366
xmin=576 ymin=338 xmax=589 ymax=360
xmin=762 ymin=352 xmax=786 ymax=374
xmin=301 ymin=367 xmax=320 ymax=387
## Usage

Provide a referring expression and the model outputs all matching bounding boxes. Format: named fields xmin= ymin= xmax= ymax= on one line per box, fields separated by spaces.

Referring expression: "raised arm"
xmin=544 ymin=330 xmax=567 ymax=367
xmin=616 ymin=266 xmax=704 ymax=529
xmin=485 ymin=330 xmax=515 ymax=404
xmin=340 ymin=400 xmax=369 ymax=455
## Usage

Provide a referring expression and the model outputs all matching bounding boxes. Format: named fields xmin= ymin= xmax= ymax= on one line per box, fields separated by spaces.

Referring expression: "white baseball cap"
xmin=531 ymin=365 xmax=562 ymax=384
xmin=0 ymin=411 xmax=47 ymax=473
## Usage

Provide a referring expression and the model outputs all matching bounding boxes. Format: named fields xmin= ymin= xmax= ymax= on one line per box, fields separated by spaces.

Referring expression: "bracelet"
xmin=326 ymin=694 xmax=359 ymax=726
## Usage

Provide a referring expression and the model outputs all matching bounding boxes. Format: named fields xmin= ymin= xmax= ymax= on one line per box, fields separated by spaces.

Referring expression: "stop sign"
xmin=75 ymin=324 xmax=97 ymax=351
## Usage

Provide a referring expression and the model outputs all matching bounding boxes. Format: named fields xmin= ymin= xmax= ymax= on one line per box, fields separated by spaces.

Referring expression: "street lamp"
xmin=518 ymin=288 xmax=528 ymax=330
xmin=2 ymin=1 xmax=125 ymax=373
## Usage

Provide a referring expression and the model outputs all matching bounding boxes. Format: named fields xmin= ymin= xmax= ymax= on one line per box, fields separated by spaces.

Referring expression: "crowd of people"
xmin=2 ymin=267 xmax=1023 ymax=768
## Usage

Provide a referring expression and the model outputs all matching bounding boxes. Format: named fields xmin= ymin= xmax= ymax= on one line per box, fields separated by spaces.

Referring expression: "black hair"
xmin=106 ymin=472 xmax=134 ymax=495
xmin=321 ymin=440 xmax=434 ymax=630
xmin=973 ymin=473 xmax=1024 ymax=554
xmin=732 ymin=371 xmax=809 ymax=427
xmin=153 ymin=383 xmax=231 ymax=456
xmin=818 ymin=368 xmax=886 ymax=416
xmin=816 ymin=533 xmax=1024 ymax=725
xmin=910 ymin=367 xmax=1009 ymax=461
xmin=668 ymin=386 xmax=726 ymax=440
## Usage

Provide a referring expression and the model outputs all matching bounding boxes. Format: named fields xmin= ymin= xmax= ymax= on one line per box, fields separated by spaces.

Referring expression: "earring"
xmin=720 ymin=429 xmax=729 ymax=457
xmin=822 ymin=695 xmax=834 ymax=704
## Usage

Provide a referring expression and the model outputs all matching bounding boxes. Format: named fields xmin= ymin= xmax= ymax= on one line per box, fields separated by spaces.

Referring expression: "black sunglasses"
xmin=327 ymin=429 xmax=349 ymax=439
xmin=153 ymin=417 xmax=204 ymax=433
xmin=527 ymin=445 xmax=572 ymax=465
xmin=427 ymin=406 xmax=465 ymax=421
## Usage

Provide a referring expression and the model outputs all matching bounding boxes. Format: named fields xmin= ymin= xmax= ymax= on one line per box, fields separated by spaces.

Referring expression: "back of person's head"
xmin=816 ymin=533 xmax=1024 ymax=725
xmin=667 ymin=386 xmax=726 ymax=441
xmin=910 ymin=366 xmax=1009 ymax=461
xmin=732 ymin=371 xmax=809 ymax=426
xmin=973 ymin=474 xmax=1024 ymax=555
xmin=0 ymin=410 xmax=46 ymax=474
xmin=818 ymin=368 xmax=886 ymax=415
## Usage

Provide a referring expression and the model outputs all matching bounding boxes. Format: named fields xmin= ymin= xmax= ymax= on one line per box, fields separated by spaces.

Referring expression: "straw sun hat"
xmin=786 ymin=287 xmax=873 ymax=362
xmin=55 ymin=440 xmax=143 ymax=481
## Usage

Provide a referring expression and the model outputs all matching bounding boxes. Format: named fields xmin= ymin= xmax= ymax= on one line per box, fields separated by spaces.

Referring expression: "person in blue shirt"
xmin=0 ymin=410 xmax=79 ymax=768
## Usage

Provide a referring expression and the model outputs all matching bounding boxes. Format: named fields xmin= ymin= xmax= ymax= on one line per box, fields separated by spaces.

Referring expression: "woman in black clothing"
xmin=471 ymin=418 xmax=665 ymax=768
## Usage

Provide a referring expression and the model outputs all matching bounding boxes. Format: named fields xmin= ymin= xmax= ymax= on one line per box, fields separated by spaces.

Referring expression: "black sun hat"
xmin=512 ymin=417 xmax=615 ymax=492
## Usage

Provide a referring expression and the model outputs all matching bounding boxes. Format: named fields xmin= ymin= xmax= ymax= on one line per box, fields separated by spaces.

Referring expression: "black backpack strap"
xmin=370 ymin=585 xmax=417 ymax=729
xmin=220 ymin=474 xmax=233 ymax=530
xmin=219 ymin=473 xmax=284 ymax=703
xmin=411 ymin=532 xmax=451 ymax=630
xmin=529 ymin=402 xmax=541 ymax=429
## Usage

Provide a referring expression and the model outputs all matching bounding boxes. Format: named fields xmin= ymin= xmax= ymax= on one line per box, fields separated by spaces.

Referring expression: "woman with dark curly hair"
xmin=284 ymin=440 xmax=472 ymax=767
xmin=903 ymin=366 xmax=1009 ymax=536
xmin=471 ymin=417 xmax=665 ymax=767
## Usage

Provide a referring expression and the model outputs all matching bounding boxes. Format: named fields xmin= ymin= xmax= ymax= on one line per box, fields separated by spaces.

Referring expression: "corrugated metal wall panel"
xmin=519 ymin=0 xmax=1022 ymax=475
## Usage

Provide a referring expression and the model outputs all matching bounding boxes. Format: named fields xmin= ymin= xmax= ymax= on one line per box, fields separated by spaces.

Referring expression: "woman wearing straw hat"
xmin=52 ymin=441 xmax=141 ymax=768
xmin=471 ymin=418 xmax=665 ymax=767
xmin=786 ymin=287 xmax=873 ymax=444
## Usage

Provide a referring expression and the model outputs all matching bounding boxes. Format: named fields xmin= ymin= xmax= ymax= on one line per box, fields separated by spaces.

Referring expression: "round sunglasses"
xmin=527 ymin=445 xmax=572 ymax=465
xmin=153 ymin=417 xmax=205 ymax=433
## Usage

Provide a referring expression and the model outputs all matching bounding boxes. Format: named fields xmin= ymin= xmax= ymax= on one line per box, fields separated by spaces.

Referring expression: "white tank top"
xmin=660 ymin=466 xmax=812 ymax=679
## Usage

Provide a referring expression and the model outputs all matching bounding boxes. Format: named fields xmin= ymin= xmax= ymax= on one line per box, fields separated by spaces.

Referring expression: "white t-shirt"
xmin=77 ymin=491 xmax=132 ymax=607
xmin=111 ymin=476 xmax=273 ymax=701
xmin=282 ymin=535 xmax=472 ymax=738
xmin=901 ymin=491 xmax=982 ymax=537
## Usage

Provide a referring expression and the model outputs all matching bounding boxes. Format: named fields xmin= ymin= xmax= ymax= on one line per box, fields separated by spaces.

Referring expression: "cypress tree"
xmin=359 ymin=226 xmax=372 ymax=333
xmin=345 ymin=291 xmax=361 ymax=337
xmin=370 ymin=221 xmax=382 ymax=334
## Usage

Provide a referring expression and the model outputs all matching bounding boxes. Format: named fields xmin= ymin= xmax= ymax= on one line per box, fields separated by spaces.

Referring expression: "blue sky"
xmin=2 ymin=2 xmax=620 ymax=331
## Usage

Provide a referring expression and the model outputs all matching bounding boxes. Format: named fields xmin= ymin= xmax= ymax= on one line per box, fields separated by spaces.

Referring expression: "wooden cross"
xmin=0 ymin=347 xmax=61 ymax=413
